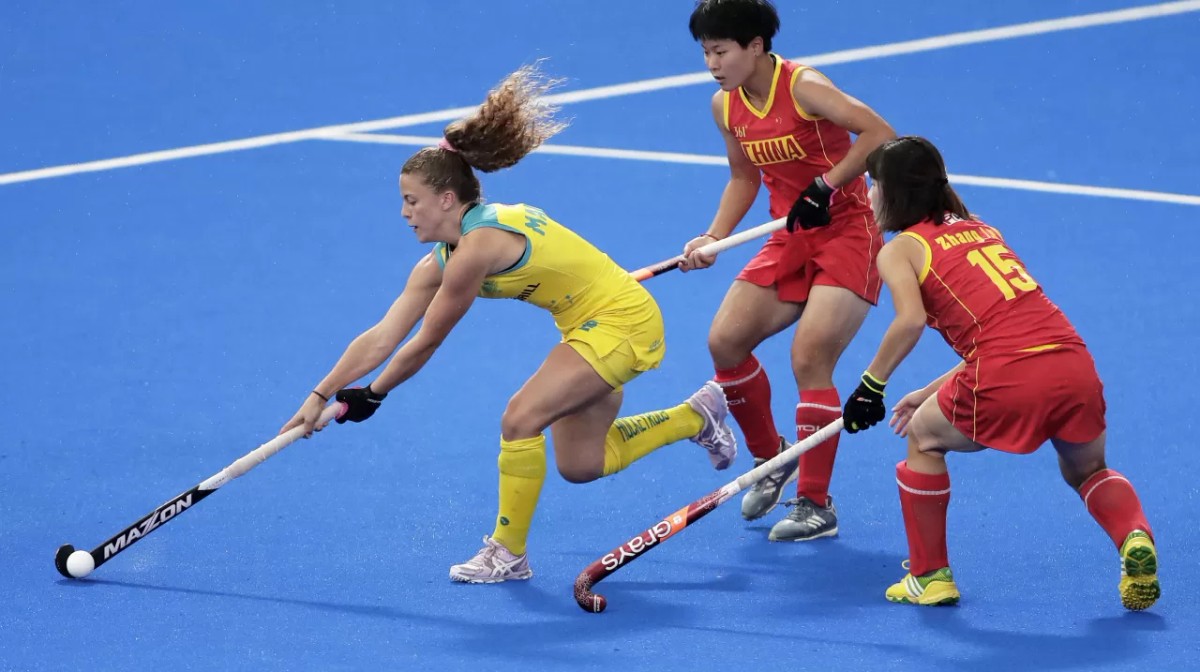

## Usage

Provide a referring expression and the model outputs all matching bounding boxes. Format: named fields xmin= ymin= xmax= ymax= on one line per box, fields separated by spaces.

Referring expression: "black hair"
xmin=865 ymin=136 xmax=970 ymax=233
xmin=689 ymin=0 xmax=780 ymax=52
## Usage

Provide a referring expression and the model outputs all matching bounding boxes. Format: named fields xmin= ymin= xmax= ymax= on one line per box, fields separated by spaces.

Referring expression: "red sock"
xmin=1078 ymin=469 xmax=1153 ymax=549
xmin=714 ymin=355 xmax=779 ymax=460
xmin=795 ymin=388 xmax=841 ymax=504
xmin=896 ymin=460 xmax=951 ymax=576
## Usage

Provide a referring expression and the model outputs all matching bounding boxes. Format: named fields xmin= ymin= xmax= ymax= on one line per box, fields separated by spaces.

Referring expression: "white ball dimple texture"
xmin=66 ymin=550 xmax=95 ymax=578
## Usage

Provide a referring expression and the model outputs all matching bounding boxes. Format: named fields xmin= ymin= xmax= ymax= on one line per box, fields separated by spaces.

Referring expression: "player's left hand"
xmin=786 ymin=176 xmax=834 ymax=232
xmin=889 ymin=389 xmax=930 ymax=438
xmin=680 ymin=235 xmax=718 ymax=272
xmin=844 ymin=372 xmax=886 ymax=433
xmin=336 ymin=384 xmax=387 ymax=423
xmin=280 ymin=394 xmax=329 ymax=438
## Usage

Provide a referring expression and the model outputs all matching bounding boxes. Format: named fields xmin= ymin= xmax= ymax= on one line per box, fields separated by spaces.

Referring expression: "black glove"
xmin=786 ymin=175 xmax=834 ymax=232
xmin=335 ymin=384 xmax=387 ymax=424
xmin=844 ymin=372 xmax=886 ymax=434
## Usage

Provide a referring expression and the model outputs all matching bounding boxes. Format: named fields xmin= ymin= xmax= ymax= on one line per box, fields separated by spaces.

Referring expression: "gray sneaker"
xmin=740 ymin=437 xmax=799 ymax=521
xmin=768 ymin=496 xmax=839 ymax=541
xmin=686 ymin=381 xmax=738 ymax=470
xmin=449 ymin=536 xmax=533 ymax=583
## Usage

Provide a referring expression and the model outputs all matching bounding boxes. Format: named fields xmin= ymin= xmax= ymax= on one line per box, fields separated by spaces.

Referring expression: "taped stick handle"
xmin=199 ymin=402 xmax=347 ymax=490
xmin=629 ymin=217 xmax=787 ymax=282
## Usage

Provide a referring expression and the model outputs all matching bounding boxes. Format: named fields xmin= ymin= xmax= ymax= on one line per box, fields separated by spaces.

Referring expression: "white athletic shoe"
xmin=687 ymin=381 xmax=738 ymax=470
xmin=449 ymin=536 xmax=533 ymax=584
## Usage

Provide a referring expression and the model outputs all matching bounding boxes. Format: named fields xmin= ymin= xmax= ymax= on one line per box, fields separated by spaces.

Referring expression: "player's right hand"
xmin=889 ymin=388 xmax=934 ymax=438
xmin=844 ymin=372 xmax=887 ymax=433
xmin=786 ymin=177 xmax=834 ymax=232
xmin=679 ymin=235 xmax=717 ymax=272
xmin=336 ymin=384 xmax=387 ymax=423
xmin=280 ymin=394 xmax=328 ymax=438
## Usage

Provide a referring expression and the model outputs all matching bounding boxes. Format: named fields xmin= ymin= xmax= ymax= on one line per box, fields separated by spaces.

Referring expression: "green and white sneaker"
xmin=1118 ymin=530 xmax=1160 ymax=611
xmin=886 ymin=563 xmax=960 ymax=606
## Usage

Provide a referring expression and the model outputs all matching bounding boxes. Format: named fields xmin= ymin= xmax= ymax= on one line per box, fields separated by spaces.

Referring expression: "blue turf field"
xmin=3 ymin=2 xmax=1199 ymax=670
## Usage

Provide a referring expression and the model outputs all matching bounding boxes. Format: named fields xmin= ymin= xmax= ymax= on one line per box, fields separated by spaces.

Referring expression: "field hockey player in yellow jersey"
xmin=280 ymin=65 xmax=737 ymax=584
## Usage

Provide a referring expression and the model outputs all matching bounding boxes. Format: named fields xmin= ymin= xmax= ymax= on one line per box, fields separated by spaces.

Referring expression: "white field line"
xmin=327 ymin=131 xmax=1200 ymax=206
xmin=2 ymin=0 xmax=1198 ymax=187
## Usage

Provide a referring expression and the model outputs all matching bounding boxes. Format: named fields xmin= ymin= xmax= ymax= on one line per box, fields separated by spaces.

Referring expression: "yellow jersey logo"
xmin=739 ymin=135 xmax=807 ymax=166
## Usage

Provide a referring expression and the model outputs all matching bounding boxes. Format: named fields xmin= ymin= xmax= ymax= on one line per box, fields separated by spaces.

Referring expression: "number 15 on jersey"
xmin=967 ymin=243 xmax=1037 ymax=300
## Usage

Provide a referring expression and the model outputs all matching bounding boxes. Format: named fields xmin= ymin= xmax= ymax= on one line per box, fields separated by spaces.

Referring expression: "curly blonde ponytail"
xmin=444 ymin=63 xmax=568 ymax=173
xmin=401 ymin=63 xmax=568 ymax=204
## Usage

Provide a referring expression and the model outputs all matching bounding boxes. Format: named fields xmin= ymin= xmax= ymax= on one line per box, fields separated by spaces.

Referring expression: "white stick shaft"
xmin=198 ymin=403 xmax=345 ymax=490
xmin=723 ymin=418 xmax=845 ymax=497
xmin=631 ymin=216 xmax=786 ymax=281
xmin=697 ymin=217 xmax=786 ymax=256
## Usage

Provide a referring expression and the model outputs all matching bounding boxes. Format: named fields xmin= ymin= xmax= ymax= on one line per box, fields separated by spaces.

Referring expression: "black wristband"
xmin=312 ymin=389 xmax=330 ymax=402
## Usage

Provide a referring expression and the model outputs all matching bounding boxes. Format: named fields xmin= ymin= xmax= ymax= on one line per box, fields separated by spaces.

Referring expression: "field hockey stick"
xmin=573 ymin=417 xmax=844 ymax=612
xmin=629 ymin=216 xmax=787 ymax=282
xmin=54 ymin=402 xmax=347 ymax=579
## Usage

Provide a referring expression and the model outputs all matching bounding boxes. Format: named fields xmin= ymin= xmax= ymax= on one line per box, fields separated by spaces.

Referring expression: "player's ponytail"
xmin=866 ymin=136 xmax=970 ymax=233
xmin=444 ymin=63 xmax=567 ymax=174
xmin=401 ymin=63 xmax=568 ymax=205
